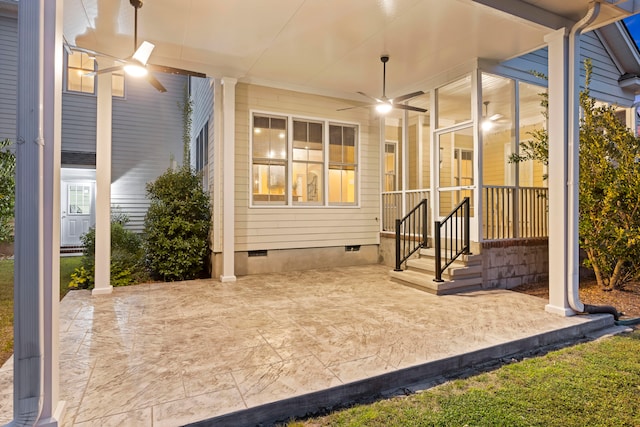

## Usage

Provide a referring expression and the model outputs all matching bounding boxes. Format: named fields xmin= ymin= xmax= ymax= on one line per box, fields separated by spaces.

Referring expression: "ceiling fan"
xmin=339 ymin=55 xmax=427 ymax=114
xmin=482 ymin=101 xmax=507 ymax=131
xmin=67 ymin=0 xmax=205 ymax=92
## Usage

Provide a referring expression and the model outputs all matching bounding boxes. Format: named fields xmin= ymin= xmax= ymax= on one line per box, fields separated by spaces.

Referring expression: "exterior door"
xmin=436 ymin=126 xmax=477 ymax=241
xmin=61 ymin=181 xmax=95 ymax=246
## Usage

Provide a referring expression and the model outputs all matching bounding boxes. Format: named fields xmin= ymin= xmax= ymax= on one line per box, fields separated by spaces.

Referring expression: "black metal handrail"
xmin=394 ymin=198 xmax=428 ymax=271
xmin=434 ymin=197 xmax=471 ymax=282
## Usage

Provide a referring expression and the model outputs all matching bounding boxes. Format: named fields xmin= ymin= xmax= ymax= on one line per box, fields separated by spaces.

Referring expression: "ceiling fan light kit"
xmin=339 ymin=55 xmax=427 ymax=114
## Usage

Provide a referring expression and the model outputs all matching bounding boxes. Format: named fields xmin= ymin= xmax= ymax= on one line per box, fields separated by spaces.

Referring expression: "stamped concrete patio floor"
xmin=0 ymin=264 xmax=618 ymax=426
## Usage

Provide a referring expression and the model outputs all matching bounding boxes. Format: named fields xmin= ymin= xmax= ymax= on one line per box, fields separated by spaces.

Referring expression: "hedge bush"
xmin=143 ymin=166 xmax=211 ymax=281
xmin=69 ymin=215 xmax=147 ymax=289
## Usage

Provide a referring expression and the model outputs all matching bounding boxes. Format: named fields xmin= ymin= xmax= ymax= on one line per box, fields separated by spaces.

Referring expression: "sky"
xmin=623 ymin=15 xmax=640 ymax=49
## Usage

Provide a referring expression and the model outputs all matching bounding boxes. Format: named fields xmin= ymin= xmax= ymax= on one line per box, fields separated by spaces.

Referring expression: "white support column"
xmin=93 ymin=70 xmax=113 ymax=295
xmin=220 ymin=77 xmax=237 ymax=282
xmin=39 ymin=0 xmax=66 ymax=424
xmin=212 ymin=79 xmax=223 ymax=255
xmin=15 ymin=0 xmax=65 ymax=425
xmin=544 ymin=28 xmax=574 ymax=316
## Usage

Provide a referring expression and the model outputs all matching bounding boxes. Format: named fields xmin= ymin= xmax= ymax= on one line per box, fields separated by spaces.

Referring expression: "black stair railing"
xmin=434 ymin=197 xmax=471 ymax=282
xmin=394 ymin=198 xmax=428 ymax=271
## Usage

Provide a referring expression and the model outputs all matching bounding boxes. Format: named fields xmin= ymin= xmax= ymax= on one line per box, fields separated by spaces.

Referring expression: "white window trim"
xmin=63 ymin=51 xmax=127 ymax=98
xmin=249 ymin=109 xmax=361 ymax=209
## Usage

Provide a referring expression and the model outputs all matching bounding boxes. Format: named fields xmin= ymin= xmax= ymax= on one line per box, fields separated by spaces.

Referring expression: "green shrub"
xmin=0 ymin=139 xmax=15 ymax=243
xmin=144 ymin=166 xmax=211 ymax=281
xmin=70 ymin=215 xmax=147 ymax=289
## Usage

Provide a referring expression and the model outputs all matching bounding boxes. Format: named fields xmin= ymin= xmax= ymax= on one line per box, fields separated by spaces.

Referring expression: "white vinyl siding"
xmin=235 ymin=84 xmax=378 ymax=251
xmin=61 ymin=72 xmax=188 ymax=232
xmin=0 ymin=14 xmax=17 ymax=142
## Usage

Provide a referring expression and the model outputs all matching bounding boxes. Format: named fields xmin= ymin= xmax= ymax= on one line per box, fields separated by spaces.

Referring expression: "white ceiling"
xmin=63 ymin=0 xmax=636 ymax=102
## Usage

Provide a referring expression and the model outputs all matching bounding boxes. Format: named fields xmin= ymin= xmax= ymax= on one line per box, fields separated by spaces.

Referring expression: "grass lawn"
xmin=290 ymin=329 xmax=640 ymax=427
xmin=0 ymin=256 xmax=81 ymax=365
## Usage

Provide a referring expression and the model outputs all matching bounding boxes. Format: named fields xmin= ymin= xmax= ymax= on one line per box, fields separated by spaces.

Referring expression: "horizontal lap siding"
xmin=189 ymin=76 xmax=213 ymax=170
xmin=235 ymin=84 xmax=379 ymax=251
xmin=62 ymin=94 xmax=97 ymax=152
xmin=501 ymin=32 xmax=634 ymax=106
xmin=111 ymin=73 xmax=187 ymax=232
xmin=0 ymin=14 xmax=17 ymax=141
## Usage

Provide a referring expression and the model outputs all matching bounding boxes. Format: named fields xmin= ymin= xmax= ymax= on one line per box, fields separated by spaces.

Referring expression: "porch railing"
xmin=483 ymin=186 xmax=548 ymax=240
xmin=434 ymin=197 xmax=470 ymax=282
xmin=382 ymin=189 xmax=430 ymax=233
xmin=394 ymin=198 xmax=429 ymax=271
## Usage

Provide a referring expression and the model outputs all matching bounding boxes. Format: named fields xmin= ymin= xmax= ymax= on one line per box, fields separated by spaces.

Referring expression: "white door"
xmin=61 ymin=181 xmax=95 ymax=246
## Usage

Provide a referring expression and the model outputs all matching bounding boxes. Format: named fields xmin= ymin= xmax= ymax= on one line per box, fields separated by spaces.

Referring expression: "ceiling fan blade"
xmin=392 ymin=103 xmax=427 ymax=113
xmin=146 ymin=73 xmax=167 ymax=93
xmin=337 ymin=105 xmax=369 ymax=111
xmin=132 ymin=41 xmax=155 ymax=66
xmin=393 ymin=90 xmax=425 ymax=103
xmin=147 ymin=64 xmax=206 ymax=78
xmin=94 ymin=65 xmax=125 ymax=75
xmin=357 ymin=91 xmax=382 ymax=103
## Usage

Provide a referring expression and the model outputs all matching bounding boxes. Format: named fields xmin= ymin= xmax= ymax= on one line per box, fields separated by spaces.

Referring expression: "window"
xmin=252 ymin=114 xmax=288 ymax=204
xmin=293 ymin=120 xmax=323 ymax=203
xmin=195 ymin=122 xmax=209 ymax=187
xmin=384 ymin=142 xmax=397 ymax=191
xmin=251 ymin=112 xmax=358 ymax=206
xmin=66 ymin=52 xmax=125 ymax=97
xmin=329 ymin=124 xmax=357 ymax=204
xmin=67 ymin=52 xmax=95 ymax=94
xmin=68 ymin=184 xmax=91 ymax=215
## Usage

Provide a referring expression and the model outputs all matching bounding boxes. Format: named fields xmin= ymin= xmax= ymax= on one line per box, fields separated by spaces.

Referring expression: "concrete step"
xmin=419 ymin=247 xmax=482 ymax=266
xmin=406 ymin=258 xmax=482 ymax=279
xmin=389 ymin=269 xmax=483 ymax=295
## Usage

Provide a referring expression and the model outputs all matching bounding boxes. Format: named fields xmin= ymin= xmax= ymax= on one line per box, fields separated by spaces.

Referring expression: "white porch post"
xmin=220 ymin=77 xmax=237 ymax=282
xmin=544 ymin=28 xmax=574 ymax=316
xmin=15 ymin=0 xmax=65 ymax=425
xmin=40 ymin=0 xmax=65 ymax=424
xmin=92 ymin=69 xmax=113 ymax=295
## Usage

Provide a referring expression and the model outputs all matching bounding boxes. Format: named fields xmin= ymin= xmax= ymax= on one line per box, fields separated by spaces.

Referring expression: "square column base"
xmin=220 ymin=275 xmax=237 ymax=283
xmin=92 ymin=286 xmax=113 ymax=295
xmin=545 ymin=304 xmax=576 ymax=317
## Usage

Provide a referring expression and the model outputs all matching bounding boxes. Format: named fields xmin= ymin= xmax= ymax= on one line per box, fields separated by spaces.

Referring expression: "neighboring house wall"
xmin=62 ymin=73 xmax=187 ymax=232
xmin=110 ymin=74 xmax=187 ymax=232
xmin=227 ymin=83 xmax=380 ymax=275
xmin=0 ymin=12 xmax=17 ymax=142
xmin=190 ymin=76 xmax=213 ymax=168
xmin=501 ymin=31 xmax=637 ymax=107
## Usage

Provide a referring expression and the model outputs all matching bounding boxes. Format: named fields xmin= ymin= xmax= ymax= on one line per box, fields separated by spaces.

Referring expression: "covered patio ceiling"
xmin=62 ymin=0 xmax=636 ymax=103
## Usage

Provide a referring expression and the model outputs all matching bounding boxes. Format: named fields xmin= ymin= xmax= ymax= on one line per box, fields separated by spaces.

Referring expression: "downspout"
xmin=567 ymin=1 xmax=619 ymax=321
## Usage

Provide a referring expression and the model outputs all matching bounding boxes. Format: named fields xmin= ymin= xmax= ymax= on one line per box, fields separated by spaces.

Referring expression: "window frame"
xmin=64 ymin=51 xmax=126 ymax=98
xmin=249 ymin=110 xmax=360 ymax=208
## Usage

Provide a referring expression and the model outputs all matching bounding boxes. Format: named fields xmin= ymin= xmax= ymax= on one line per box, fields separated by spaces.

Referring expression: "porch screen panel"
xmin=481 ymin=73 xmax=515 ymax=187
xmin=518 ymin=82 xmax=547 ymax=187
xmin=518 ymin=82 xmax=548 ymax=238
xmin=438 ymin=127 xmax=474 ymax=217
xmin=292 ymin=120 xmax=324 ymax=204
xmin=252 ymin=114 xmax=288 ymax=204
xmin=329 ymin=124 xmax=357 ymax=204
xmin=437 ymin=75 xmax=471 ymax=128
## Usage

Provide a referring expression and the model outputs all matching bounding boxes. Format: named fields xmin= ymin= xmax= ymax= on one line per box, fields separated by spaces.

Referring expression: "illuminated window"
xmin=384 ymin=142 xmax=397 ymax=191
xmin=329 ymin=124 xmax=357 ymax=204
xmin=252 ymin=114 xmax=288 ymax=204
xmin=66 ymin=52 xmax=125 ymax=97
xmin=251 ymin=112 xmax=358 ymax=206
xmin=292 ymin=120 xmax=324 ymax=204
xmin=67 ymin=52 xmax=95 ymax=94
xmin=111 ymin=71 xmax=125 ymax=98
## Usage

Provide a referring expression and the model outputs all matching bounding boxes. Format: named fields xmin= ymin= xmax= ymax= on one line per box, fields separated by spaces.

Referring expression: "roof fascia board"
xmin=595 ymin=21 xmax=640 ymax=75
xmin=608 ymin=0 xmax=640 ymax=15
xmin=471 ymin=0 xmax=575 ymax=29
